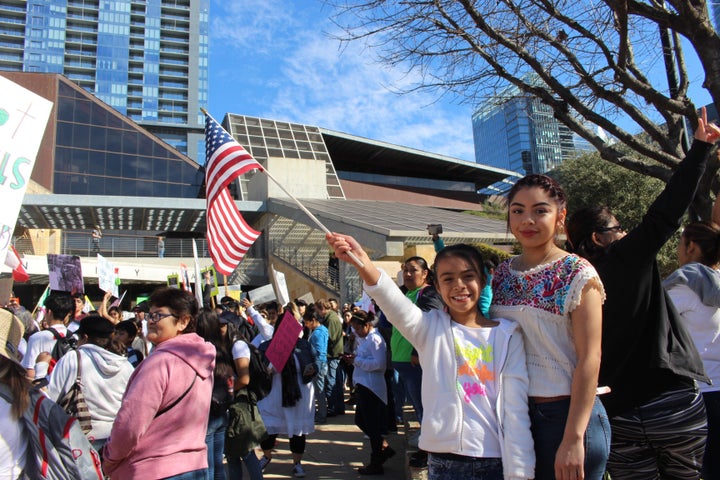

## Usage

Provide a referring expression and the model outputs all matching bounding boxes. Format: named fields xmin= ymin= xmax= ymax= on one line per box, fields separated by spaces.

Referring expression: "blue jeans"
xmin=205 ymin=413 xmax=228 ymax=480
xmin=428 ymin=455 xmax=502 ymax=480
xmin=530 ymin=396 xmax=610 ymax=480
xmin=226 ymin=450 xmax=263 ymax=480
xmin=393 ymin=361 xmax=423 ymax=422
xmin=389 ymin=368 xmax=405 ymax=420
xmin=162 ymin=469 xmax=209 ymax=480
xmin=328 ymin=358 xmax=346 ymax=414
xmin=313 ymin=361 xmax=328 ymax=421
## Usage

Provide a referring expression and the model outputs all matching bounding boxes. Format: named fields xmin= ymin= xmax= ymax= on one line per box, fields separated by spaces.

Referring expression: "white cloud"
xmin=209 ymin=0 xmax=476 ymax=161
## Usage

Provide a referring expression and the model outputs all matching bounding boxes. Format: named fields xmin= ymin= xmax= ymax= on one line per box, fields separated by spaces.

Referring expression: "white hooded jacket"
xmin=47 ymin=343 xmax=134 ymax=441
xmin=365 ymin=271 xmax=534 ymax=480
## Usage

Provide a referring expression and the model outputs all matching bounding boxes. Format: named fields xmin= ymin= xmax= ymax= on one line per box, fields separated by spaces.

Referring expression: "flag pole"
xmin=200 ymin=108 xmax=365 ymax=269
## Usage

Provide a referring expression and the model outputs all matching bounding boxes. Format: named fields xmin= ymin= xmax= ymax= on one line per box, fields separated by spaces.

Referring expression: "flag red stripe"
xmin=204 ymin=115 xmax=263 ymax=275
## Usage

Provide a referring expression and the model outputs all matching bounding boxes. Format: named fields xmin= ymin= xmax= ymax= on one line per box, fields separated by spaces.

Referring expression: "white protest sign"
xmin=0 ymin=77 xmax=53 ymax=263
xmin=97 ymin=254 xmax=119 ymax=297
xmin=248 ymin=284 xmax=276 ymax=306
xmin=270 ymin=265 xmax=290 ymax=306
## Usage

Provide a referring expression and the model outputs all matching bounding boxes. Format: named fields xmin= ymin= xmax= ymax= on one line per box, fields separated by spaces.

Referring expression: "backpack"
xmin=210 ymin=366 xmax=234 ymax=416
xmin=0 ymin=384 xmax=104 ymax=480
xmin=48 ymin=328 xmax=78 ymax=361
xmin=246 ymin=343 xmax=272 ymax=402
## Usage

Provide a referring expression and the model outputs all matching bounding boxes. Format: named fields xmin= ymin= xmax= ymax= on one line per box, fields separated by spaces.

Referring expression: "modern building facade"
xmin=472 ymin=82 xmax=581 ymax=194
xmin=0 ymin=0 xmax=208 ymax=161
xmin=7 ymin=71 xmax=517 ymax=308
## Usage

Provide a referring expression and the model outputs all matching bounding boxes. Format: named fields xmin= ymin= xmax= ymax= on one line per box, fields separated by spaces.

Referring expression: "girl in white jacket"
xmin=326 ymin=235 xmax=534 ymax=480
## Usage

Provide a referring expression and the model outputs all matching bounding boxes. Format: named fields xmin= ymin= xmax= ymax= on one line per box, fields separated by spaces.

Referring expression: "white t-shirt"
xmin=232 ymin=339 xmax=250 ymax=361
xmin=21 ymin=325 xmax=69 ymax=369
xmin=452 ymin=322 xmax=501 ymax=458
xmin=0 ymin=398 xmax=27 ymax=478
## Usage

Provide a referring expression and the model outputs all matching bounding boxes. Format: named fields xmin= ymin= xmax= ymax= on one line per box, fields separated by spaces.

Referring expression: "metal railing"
xmin=271 ymin=244 xmax=339 ymax=292
xmin=56 ymin=232 xmax=210 ymax=258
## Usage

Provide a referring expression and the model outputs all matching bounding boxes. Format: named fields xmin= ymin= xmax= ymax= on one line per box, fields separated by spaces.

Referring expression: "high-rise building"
xmin=0 ymin=0 xmax=209 ymax=161
xmin=711 ymin=2 xmax=720 ymax=30
xmin=472 ymin=81 xmax=581 ymax=193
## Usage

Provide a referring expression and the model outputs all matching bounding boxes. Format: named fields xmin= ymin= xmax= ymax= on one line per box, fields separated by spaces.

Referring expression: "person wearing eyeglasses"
xmin=565 ymin=107 xmax=720 ymax=480
xmin=102 ymin=287 xmax=216 ymax=480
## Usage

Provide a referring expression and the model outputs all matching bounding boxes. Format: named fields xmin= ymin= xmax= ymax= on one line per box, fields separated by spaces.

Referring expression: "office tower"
xmin=0 ymin=0 xmax=208 ymax=161
xmin=472 ymin=81 xmax=579 ymax=193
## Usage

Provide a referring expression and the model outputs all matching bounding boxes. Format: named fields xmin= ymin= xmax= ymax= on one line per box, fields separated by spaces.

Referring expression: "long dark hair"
xmin=0 ymin=357 xmax=31 ymax=419
xmin=682 ymin=221 xmax=720 ymax=267
xmin=196 ymin=308 xmax=234 ymax=379
xmin=566 ymin=206 xmax=616 ymax=261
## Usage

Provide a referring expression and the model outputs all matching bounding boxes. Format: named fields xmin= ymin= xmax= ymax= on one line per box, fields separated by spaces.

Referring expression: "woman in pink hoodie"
xmin=103 ymin=287 xmax=216 ymax=480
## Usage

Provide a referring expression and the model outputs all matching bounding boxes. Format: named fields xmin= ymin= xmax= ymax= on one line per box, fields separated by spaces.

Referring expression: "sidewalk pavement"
xmin=253 ymin=403 xmax=428 ymax=480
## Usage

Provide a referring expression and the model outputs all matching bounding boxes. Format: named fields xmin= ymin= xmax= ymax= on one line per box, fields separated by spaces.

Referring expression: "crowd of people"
xmin=2 ymin=110 xmax=720 ymax=480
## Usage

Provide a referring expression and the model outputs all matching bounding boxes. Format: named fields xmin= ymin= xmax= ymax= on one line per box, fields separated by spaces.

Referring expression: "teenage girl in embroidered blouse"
xmin=490 ymin=175 xmax=609 ymax=480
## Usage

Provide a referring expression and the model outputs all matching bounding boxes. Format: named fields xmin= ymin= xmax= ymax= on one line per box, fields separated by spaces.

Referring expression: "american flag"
xmin=204 ymin=114 xmax=262 ymax=276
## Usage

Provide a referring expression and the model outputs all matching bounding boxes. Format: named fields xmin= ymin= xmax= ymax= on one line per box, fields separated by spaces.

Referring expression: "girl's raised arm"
xmin=326 ymin=233 xmax=381 ymax=286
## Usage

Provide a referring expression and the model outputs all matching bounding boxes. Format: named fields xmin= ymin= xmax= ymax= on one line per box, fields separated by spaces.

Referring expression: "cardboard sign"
xmin=264 ymin=311 xmax=303 ymax=373
xmin=248 ymin=283 xmax=276 ymax=305
xmin=0 ymin=77 xmax=53 ymax=263
xmin=270 ymin=265 xmax=290 ymax=306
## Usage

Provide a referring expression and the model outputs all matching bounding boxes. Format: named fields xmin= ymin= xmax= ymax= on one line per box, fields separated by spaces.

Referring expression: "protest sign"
xmin=0 ymin=77 xmax=53 ymax=263
xmin=270 ymin=265 xmax=290 ymax=306
xmin=97 ymin=254 xmax=119 ymax=297
xmin=47 ymin=254 xmax=83 ymax=293
xmin=248 ymin=283 xmax=276 ymax=305
xmin=264 ymin=311 xmax=303 ymax=373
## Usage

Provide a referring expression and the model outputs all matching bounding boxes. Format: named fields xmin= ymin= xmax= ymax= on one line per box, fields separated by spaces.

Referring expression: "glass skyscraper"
xmin=472 ymin=82 xmax=578 ymax=193
xmin=0 ymin=0 xmax=208 ymax=161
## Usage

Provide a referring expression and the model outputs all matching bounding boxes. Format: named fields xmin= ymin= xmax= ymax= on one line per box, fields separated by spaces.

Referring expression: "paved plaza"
xmin=245 ymin=402 xmax=427 ymax=480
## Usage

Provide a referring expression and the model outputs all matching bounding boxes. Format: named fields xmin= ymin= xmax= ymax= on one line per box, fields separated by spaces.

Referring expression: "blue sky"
xmin=207 ymin=0 xmax=711 ymax=164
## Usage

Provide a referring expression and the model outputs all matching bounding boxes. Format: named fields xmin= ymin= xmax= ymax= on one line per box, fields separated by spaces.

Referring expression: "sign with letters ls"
xmin=0 ymin=77 xmax=53 ymax=263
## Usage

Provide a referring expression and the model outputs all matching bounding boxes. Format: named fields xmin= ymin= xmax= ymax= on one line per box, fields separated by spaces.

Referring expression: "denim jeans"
xmin=226 ymin=449 xmax=263 ymax=480
xmin=530 ymin=396 xmax=610 ymax=480
xmin=205 ymin=412 xmax=228 ymax=480
xmin=162 ymin=468 xmax=209 ymax=480
xmin=328 ymin=358 xmax=346 ymax=414
xmin=313 ymin=361 xmax=328 ymax=421
xmin=428 ymin=455 xmax=502 ymax=480
xmin=393 ymin=361 xmax=423 ymax=422
xmin=389 ymin=368 xmax=405 ymax=420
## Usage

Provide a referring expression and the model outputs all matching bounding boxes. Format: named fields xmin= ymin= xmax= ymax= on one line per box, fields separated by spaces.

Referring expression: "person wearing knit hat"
xmin=46 ymin=313 xmax=134 ymax=451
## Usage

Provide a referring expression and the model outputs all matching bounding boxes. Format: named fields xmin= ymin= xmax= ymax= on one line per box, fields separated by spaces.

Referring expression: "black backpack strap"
xmin=74 ymin=349 xmax=83 ymax=382
xmin=154 ymin=374 xmax=197 ymax=418
xmin=48 ymin=327 xmax=62 ymax=340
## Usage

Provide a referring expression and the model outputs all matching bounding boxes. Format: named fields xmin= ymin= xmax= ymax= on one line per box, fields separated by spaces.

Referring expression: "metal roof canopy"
xmin=320 ymin=129 xmax=517 ymax=191
xmin=18 ymin=194 xmax=266 ymax=232
xmin=267 ymin=198 xmax=513 ymax=258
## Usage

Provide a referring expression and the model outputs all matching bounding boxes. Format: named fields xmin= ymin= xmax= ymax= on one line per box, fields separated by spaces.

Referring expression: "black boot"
xmin=358 ymin=454 xmax=384 ymax=475
xmin=379 ymin=445 xmax=396 ymax=464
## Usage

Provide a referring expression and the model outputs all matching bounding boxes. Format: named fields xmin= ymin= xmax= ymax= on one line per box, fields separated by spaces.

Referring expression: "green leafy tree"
xmin=551 ymin=150 xmax=681 ymax=276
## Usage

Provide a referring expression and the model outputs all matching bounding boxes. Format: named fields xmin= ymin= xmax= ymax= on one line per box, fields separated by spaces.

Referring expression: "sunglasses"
xmin=597 ymin=224 xmax=624 ymax=234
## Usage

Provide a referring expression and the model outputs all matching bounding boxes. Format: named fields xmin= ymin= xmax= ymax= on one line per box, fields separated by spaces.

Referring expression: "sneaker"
xmin=408 ymin=450 xmax=428 ymax=468
xmin=292 ymin=463 xmax=306 ymax=478
xmin=259 ymin=455 xmax=271 ymax=471
xmin=379 ymin=446 xmax=396 ymax=464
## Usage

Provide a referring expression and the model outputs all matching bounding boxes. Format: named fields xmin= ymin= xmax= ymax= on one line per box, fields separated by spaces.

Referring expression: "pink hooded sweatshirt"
xmin=103 ymin=333 xmax=216 ymax=479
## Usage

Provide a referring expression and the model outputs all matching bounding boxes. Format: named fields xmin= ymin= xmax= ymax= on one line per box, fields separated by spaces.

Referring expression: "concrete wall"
xmin=247 ymin=157 xmax=328 ymax=201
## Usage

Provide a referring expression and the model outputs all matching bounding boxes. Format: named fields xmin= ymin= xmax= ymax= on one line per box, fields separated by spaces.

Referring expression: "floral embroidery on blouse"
xmin=491 ymin=254 xmax=596 ymax=316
